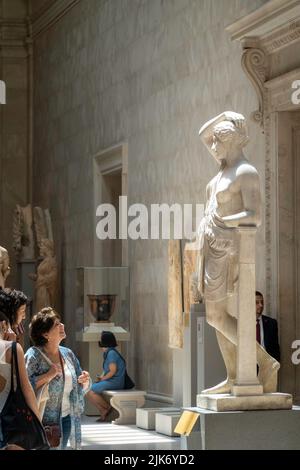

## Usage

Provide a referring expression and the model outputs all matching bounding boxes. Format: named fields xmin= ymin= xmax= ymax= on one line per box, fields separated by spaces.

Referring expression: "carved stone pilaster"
xmin=264 ymin=111 xmax=272 ymax=312
xmin=241 ymin=47 xmax=268 ymax=129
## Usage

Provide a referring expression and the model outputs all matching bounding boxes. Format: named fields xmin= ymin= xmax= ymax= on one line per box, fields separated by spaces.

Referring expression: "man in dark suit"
xmin=256 ymin=291 xmax=280 ymax=362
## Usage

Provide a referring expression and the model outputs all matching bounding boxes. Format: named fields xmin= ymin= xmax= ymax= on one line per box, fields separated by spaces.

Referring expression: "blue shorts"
xmin=91 ymin=380 xmax=123 ymax=394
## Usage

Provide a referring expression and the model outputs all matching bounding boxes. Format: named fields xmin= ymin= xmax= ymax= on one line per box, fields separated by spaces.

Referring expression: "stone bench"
xmin=103 ymin=390 xmax=146 ymax=425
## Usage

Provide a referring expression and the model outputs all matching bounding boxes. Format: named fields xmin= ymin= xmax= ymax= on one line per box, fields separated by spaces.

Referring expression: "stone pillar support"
xmin=232 ymin=227 xmax=263 ymax=396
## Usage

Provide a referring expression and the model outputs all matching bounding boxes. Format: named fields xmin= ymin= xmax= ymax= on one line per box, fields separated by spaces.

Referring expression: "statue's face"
xmin=210 ymin=134 xmax=225 ymax=163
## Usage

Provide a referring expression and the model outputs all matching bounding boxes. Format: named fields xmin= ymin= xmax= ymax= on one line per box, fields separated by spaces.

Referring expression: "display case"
xmin=76 ymin=266 xmax=130 ymax=337
xmin=76 ymin=267 xmax=130 ymax=415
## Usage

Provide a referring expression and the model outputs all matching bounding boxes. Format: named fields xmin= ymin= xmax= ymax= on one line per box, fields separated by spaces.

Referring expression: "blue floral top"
xmin=25 ymin=346 xmax=90 ymax=450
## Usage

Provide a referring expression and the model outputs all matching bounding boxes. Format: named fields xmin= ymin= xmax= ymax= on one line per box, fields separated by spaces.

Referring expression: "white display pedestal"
xmin=76 ymin=322 xmax=130 ymax=415
xmin=181 ymin=303 xmax=227 ymax=407
xmin=181 ymin=406 xmax=300 ymax=450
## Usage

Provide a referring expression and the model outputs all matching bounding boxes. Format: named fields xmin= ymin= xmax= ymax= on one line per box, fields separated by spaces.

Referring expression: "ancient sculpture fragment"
xmin=0 ymin=246 xmax=10 ymax=288
xmin=28 ymin=238 xmax=58 ymax=311
xmin=33 ymin=207 xmax=53 ymax=258
xmin=12 ymin=204 xmax=35 ymax=260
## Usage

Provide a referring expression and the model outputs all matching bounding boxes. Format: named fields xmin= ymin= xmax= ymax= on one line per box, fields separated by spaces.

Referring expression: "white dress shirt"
xmin=257 ymin=315 xmax=265 ymax=348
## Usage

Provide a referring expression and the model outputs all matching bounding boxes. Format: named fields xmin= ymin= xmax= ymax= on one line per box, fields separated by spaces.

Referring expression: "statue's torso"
xmin=207 ymin=160 xmax=258 ymax=221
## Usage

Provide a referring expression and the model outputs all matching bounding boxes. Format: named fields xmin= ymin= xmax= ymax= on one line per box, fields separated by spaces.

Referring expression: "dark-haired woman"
xmin=25 ymin=307 xmax=91 ymax=450
xmin=86 ymin=331 xmax=126 ymax=421
xmin=0 ymin=288 xmax=28 ymax=347
xmin=0 ymin=311 xmax=41 ymax=449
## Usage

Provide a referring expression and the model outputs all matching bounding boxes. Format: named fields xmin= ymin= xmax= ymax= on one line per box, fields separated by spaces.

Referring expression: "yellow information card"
xmin=174 ymin=410 xmax=199 ymax=436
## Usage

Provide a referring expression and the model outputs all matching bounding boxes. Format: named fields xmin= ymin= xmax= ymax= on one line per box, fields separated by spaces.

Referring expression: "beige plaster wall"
xmin=33 ymin=0 xmax=268 ymax=399
xmin=0 ymin=0 xmax=30 ymax=288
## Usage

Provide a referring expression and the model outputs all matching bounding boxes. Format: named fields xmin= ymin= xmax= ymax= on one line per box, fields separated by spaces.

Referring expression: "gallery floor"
xmin=78 ymin=415 xmax=181 ymax=450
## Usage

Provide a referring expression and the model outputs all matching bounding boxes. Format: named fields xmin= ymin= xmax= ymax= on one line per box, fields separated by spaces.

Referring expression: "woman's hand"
xmin=78 ymin=370 xmax=90 ymax=388
xmin=3 ymin=327 xmax=17 ymax=341
xmin=47 ymin=363 xmax=62 ymax=381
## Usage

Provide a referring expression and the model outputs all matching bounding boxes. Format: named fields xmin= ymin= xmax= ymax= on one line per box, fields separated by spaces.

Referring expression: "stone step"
xmin=155 ymin=411 xmax=182 ymax=437
xmin=136 ymin=407 xmax=181 ymax=430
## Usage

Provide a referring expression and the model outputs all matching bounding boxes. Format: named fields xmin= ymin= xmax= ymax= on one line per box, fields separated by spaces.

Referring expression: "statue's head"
xmin=199 ymin=111 xmax=249 ymax=164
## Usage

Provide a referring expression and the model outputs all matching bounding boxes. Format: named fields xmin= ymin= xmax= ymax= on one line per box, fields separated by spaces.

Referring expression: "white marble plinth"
xmin=197 ymin=392 xmax=292 ymax=411
xmin=155 ymin=411 xmax=182 ymax=437
xmin=181 ymin=406 xmax=300 ymax=449
xmin=136 ymin=407 xmax=181 ymax=430
xmin=77 ymin=324 xmax=130 ymax=342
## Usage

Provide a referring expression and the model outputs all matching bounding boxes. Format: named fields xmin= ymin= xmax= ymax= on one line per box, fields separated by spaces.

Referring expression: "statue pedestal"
xmin=234 ymin=227 xmax=263 ymax=396
xmin=197 ymin=392 xmax=292 ymax=411
xmin=181 ymin=406 xmax=300 ymax=450
xmin=76 ymin=323 xmax=130 ymax=415
xmin=182 ymin=304 xmax=226 ymax=407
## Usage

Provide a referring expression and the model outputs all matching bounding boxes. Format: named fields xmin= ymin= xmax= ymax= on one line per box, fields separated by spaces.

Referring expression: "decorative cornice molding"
xmin=226 ymin=0 xmax=300 ymax=41
xmin=241 ymin=47 xmax=268 ymax=127
xmin=93 ymin=142 xmax=127 ymax=175
xmin=227 ymin=0 xmax=300 ymax=56
xmin=228 ymin=1 xmax=300 ymax=126
xmin=261 ymin=19 xmax=300 ymax=54
xmin=31 ymin=0 xmax=80 ymax=39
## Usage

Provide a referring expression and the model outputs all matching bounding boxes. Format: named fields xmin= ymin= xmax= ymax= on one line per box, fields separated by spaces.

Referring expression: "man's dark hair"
xmin=30 ymin=307 xmax=60 ymax=346
xmin=256 ymin=291 xmax=264 ymax=298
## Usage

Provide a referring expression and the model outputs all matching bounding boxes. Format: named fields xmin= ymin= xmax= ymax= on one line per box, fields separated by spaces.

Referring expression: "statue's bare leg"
xmin=205 ymin=300 xmax=280 ymax=393
xmin=202 ymin=330 xmax=236 ymax=394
